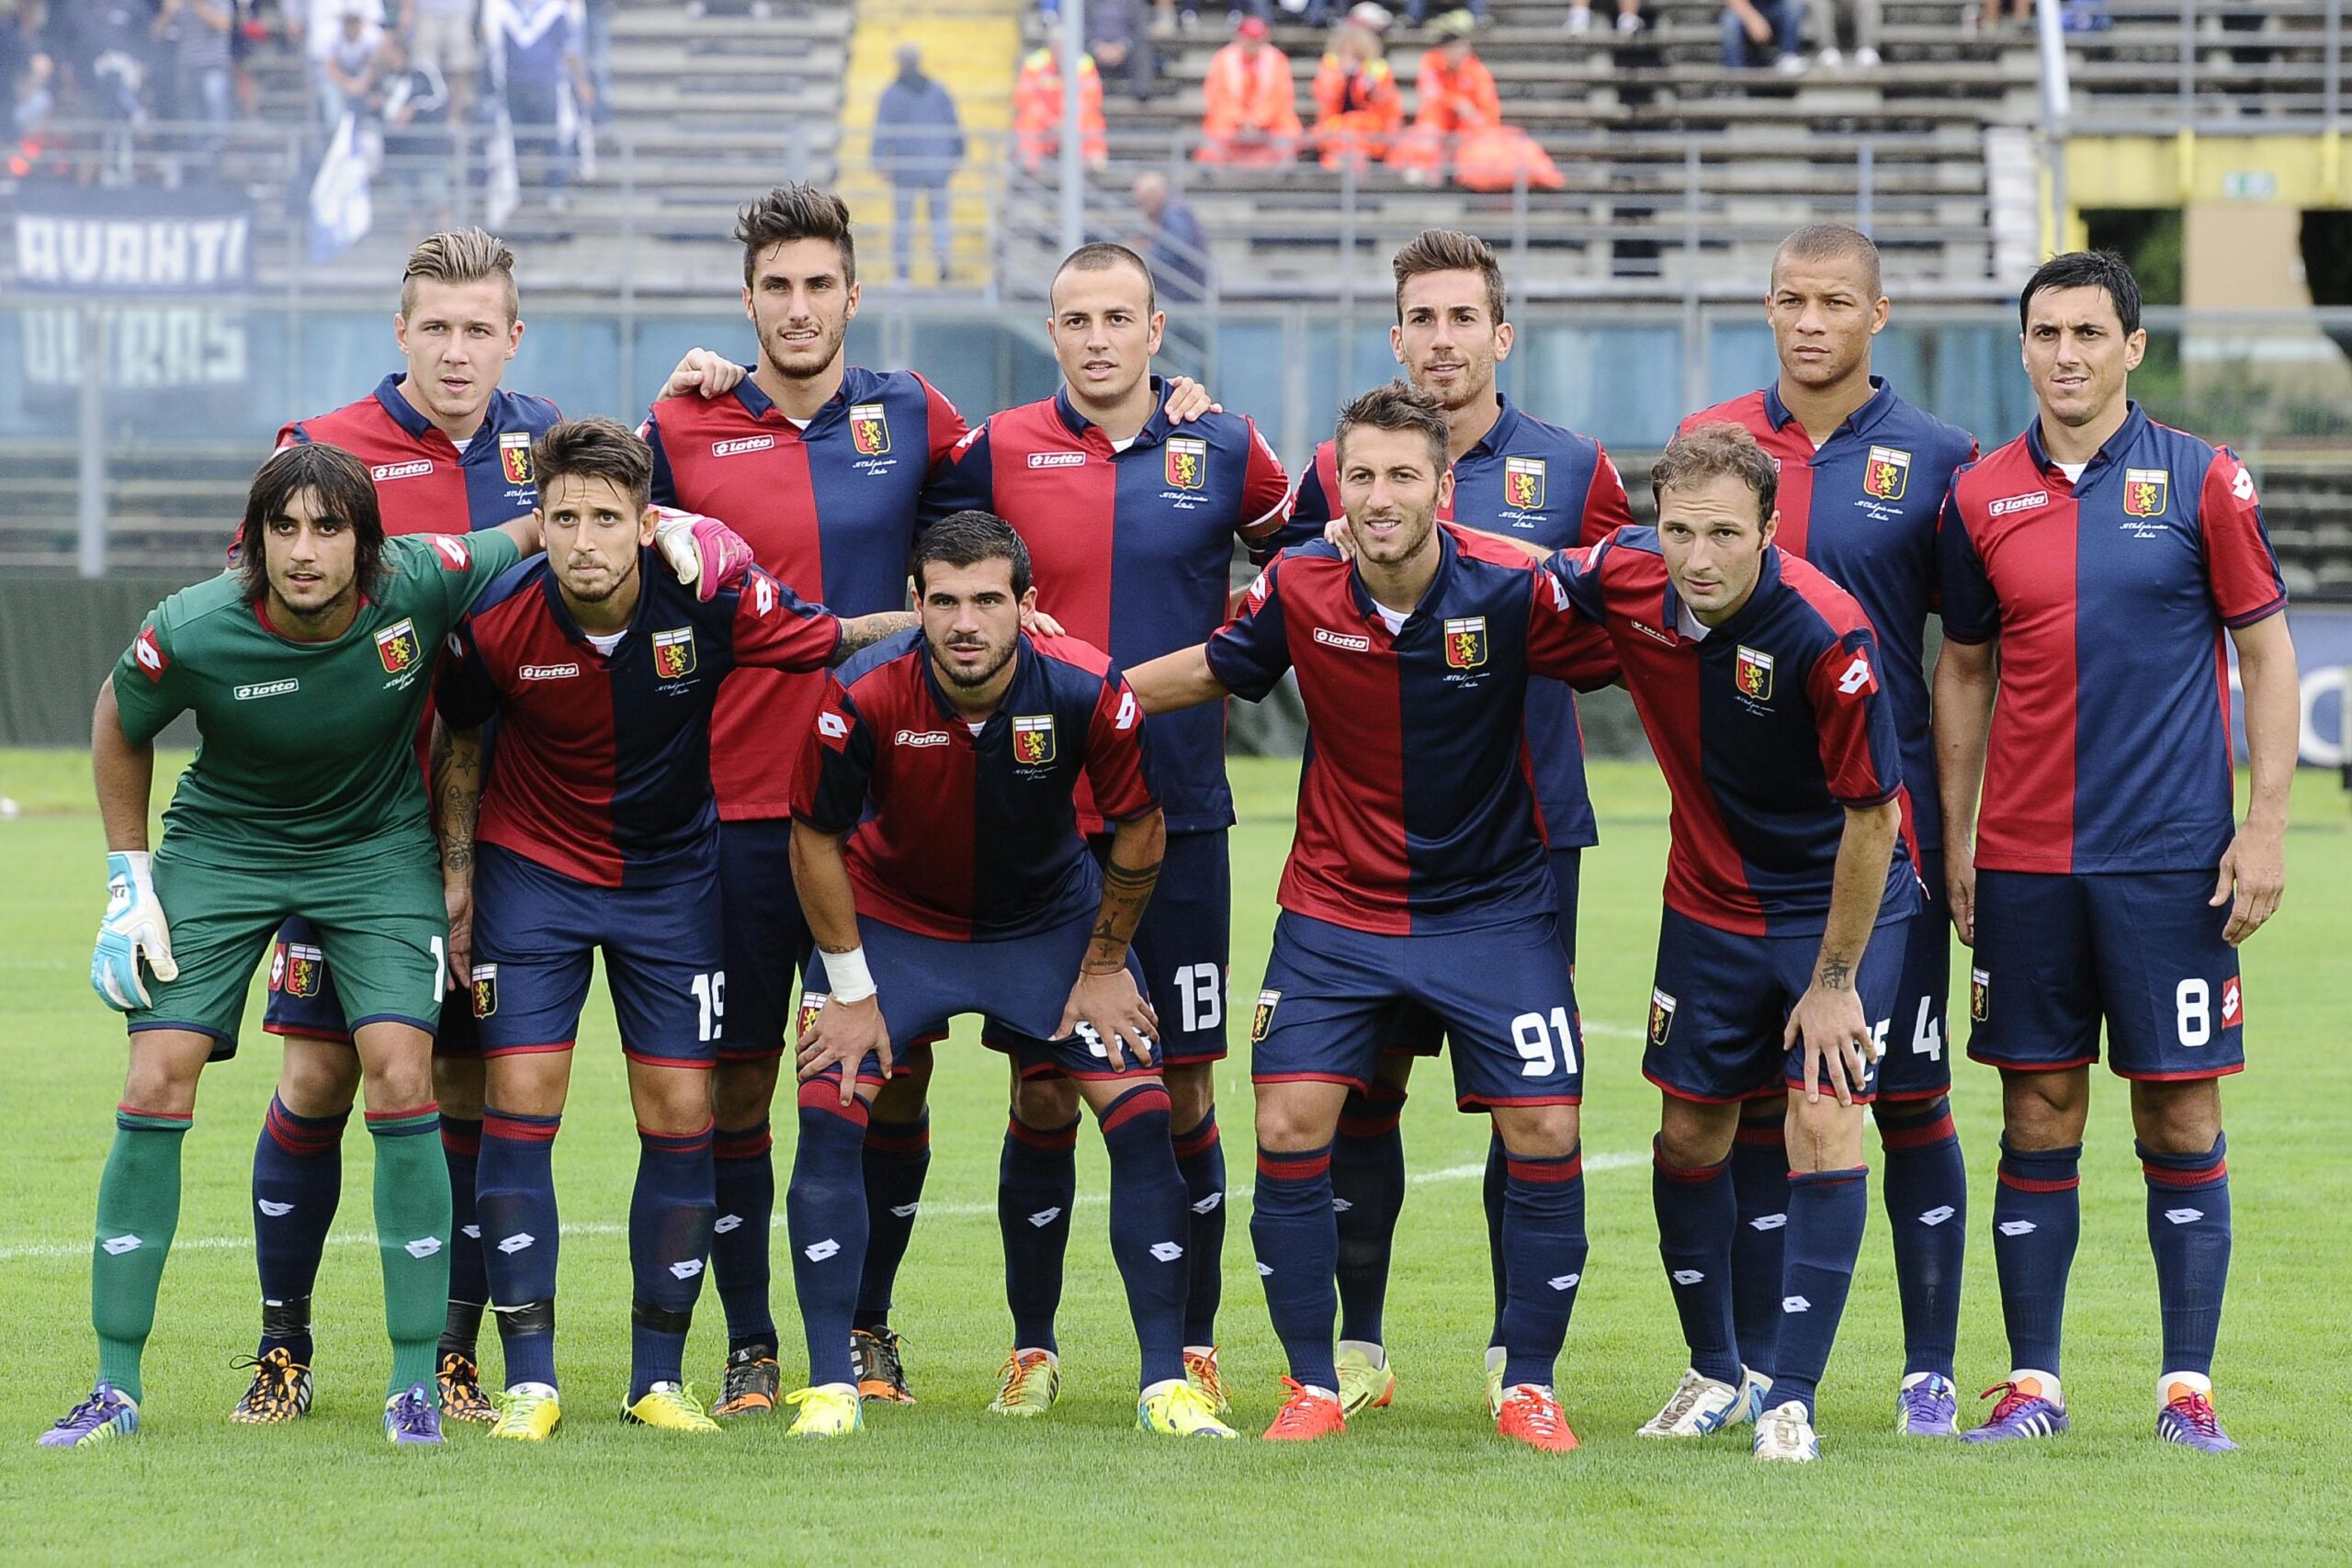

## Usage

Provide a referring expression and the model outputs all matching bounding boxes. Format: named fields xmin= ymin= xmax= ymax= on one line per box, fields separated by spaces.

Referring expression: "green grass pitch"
xmin=0 ymin=750 xmax=2345 ymax=1565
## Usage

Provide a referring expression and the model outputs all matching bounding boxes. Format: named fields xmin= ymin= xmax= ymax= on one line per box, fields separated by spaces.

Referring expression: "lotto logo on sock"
xmin=404 ymin=1237 xmax=443 ymax=1259
xmin=1256 ymin=1261 xmax=1273 ymax=1277
xmin=804 ymin=1238 xmax=842 ymax=1262
xmin=1329 ymin=1197 xmax=1353 ymax=1213
xmin=256 ymin=1200 xmax=293 ymax=1217
xmin=1997 ymin=1220 xmax=2038 ymax=1237
xmin=1193 ymin=1191 xmax=1224 ymax=1214
xmin=1548 ymin=1274 xmax=1581 ymax=1292
xmin=100 ymin=1234 xmax=141 ymax=1255
xmin=713 ymin=1213 xmax=742 ymax=1234
xmin=1670 ymin=1269 xmax=1705 ymax=1285
xmin=1781 ymin=1295 xmax=1812 ymax=1314
xmin=461 ymin=1224 xmax=481 ymax=1239
xmin=1918 ymin=1205 xmax=1956 ymax=1226
xmin=1149 ymin=1242 xmax=1186 ymax=1263
xmin=889 ymin=1202 xmax=921 ymax=1218
xmin=1748 ymin=1213 xmax=1788 ymax=1232
xmin=2165 ymin=1207 xmax=2206 ymax=1225
xmin=669 ymin=1259 xmax=706 ymax=1280
xmin=498 ymin=1232 xmax=537 ymax=1254
xmin=1026 ymin=1207 xmax=1063 ymax=1228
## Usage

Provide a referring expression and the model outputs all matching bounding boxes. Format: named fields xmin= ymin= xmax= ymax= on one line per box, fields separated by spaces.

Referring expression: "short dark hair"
xmin=1771 ymin=223 xmax=1882 ymax=299
xmin=1051 ymin=241 xmax=1157 ymax=319
xmin=2019 ymin=249 xmax=2143 ymax=335
xmin=534 ymin=416 xmax=653 ymax=513
xmin=914 ymin=510 xmax=1032 ymax=597
xmin=235 ymin=443 xmax=390 ymax=603
xmin=1391 ymin=228 xmax=1507 ymax=328
xmin=736 ymin=183 xmax=856 ymax=288
xmin=1651 ymin=423 xmax=1778 ymax=525
xmin=1335 ymin=378 xmax=1451 ymax=478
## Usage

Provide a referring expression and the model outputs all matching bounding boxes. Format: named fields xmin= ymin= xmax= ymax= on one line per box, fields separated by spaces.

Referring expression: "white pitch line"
xmin=0 ymin=1149 xmax=1646 ymax=1265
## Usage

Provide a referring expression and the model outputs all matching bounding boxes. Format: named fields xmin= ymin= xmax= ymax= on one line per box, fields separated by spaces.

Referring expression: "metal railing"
xmin=2052 ymin=0 xmax=2347 ymax=130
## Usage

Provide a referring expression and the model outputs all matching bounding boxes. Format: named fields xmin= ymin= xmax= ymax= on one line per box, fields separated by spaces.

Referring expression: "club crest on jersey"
xmin=1735 ymin=645 xmax=1775 ymax=702
xmin=850 ymin=402 xmax=891 ymax=457
xmin=1648 ymin=987 xmax=1676 ymax=1046
xmin=652 ymin=627 xmax=697 ymax=679
xmin=2123 ymin=467 xmax=2169 ymax=518
xmin=1250 ymin=988 xmax=1281 ymax=1043
xmin=1505 ymin=456 xmax=1545 ymax=510
xmin=1165 ymin=435 xmax=1206 ymax=491
xmin=374 ymin=618 xmax=422 ymax=674
xmin=471 ymin=964 xmax=498 ymax=1020
xmin=498 ymin=430 xmax=534 ymax=485
xmin=1862 ymin=445 xmax=1911 ymax=501
xmin=1012 ymin=714 xmax=1057 ymax=765
xmin=1970 ymin=967 xmax=1989 ymax=1023
xmin=274 ymin=942 xmax=324 ymax=998
xmin=1442 ymin=616 xmax=1487 ymax=670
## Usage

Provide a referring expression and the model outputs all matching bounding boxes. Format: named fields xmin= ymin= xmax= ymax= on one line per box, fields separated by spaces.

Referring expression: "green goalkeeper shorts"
xmin=127 ymin=843 xmax=448 ymax=1061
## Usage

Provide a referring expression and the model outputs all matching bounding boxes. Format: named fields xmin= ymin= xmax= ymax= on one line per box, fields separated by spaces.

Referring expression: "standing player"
xmin=43 ymin=442 xmax=533 ymax=1450
xmin=1679 ymin=225 xmax=1979 ymax=1434
xmin=1271 ymin=228 xmax=1633 ymax=1418
xmin=786 ymin=513 xmax=1234 ymax=1440
xmin=917 ymin=241 xmax=1290 ymax=1415
xmin=1127 ymin=382 xmax=1621 ymax=1451
xmin=431 ymin=420 xmax=904 ymax=1438
xmin=1936 ymin=251 xmax=2294 ymax=1450
xmin=1553 ymin=424 xmax=1915 ymax=1464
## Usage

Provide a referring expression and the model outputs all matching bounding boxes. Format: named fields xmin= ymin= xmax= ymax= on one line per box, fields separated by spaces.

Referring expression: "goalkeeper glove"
xmin=92 ymin=850 xmax=178 ymax=1011
xmin=651 ymin=507 xmax=755 ymax=602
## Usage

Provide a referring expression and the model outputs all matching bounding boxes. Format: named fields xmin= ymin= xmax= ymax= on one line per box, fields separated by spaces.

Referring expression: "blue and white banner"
xmin=12 ymin=180 xmax=254 ymax=293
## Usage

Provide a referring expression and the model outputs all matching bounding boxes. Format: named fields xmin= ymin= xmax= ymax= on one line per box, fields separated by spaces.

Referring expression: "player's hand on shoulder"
xmin=1162 ymin=376 xmax=1223 ymax=425
xmin=2211 ymin=823 xmax=2286 ymax=946
xmin=1020 ymin=604 xmax=1067 ymax=640
xmin=650 ymin=507 xmax=754 ymax=602
xmin=90 ymin=850 xmax=176 ymax=1012
xmin=1322 ymin=518 xmax=1357 ymax=561
xmin=1057 ymin=968 xmax=1159 ymax=1071
xmin=661 ymin=347 xmax=746 ymax=400
xmin=797 ymin=992 xmax=893 ymax=1106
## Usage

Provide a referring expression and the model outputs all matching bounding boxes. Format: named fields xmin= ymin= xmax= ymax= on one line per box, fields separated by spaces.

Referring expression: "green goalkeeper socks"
xmin=92 ymin=1110 xmax=194 ymax=1404
xmin=368 ymin=1108 xmax=452 ymax=1399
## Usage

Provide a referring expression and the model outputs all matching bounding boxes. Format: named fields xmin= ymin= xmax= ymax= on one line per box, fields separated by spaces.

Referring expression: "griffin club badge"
xmin=1735 ymin=645 xmax=1774 ymax=702
xmin=1862 ymin=445 xmax=1910 ymax=501
xmin=1012 ymin=714 xmax=1057 ymax=764
xmin=653 ymin=627 xmax=697 ymax=679
xmin=2123 ymin=467 xmax=2169 ymax=518
xmin=471 ymin=964 xmax=498 ymax=1019
xmin=1648 ymin=987 xmax=1676 ymax=1046
xmin=1250 ymin=988 xmax=1281 ymax=1043
xmin=1165 ymin=435 xmax=1206 ymax=490
xmin=1442 ymin=616 xmax=1487 ymax=670
xmin=1970 ymin=967 xmax=1989 ymax=1022
xmin=274 ymin=942 xmax=324 ymax=998
xmin=374 ymin=618 xmax=422 ymax=674
xmin=499 ymin=430 xmax=534 ymax=485
xmin=1505 ymin=456 xmax=1545 ymax=510
xmin=850 ymin=402 xmax=891 ymax=456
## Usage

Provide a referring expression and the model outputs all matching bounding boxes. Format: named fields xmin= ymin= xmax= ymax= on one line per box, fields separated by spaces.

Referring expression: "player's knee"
xmin=632 ymin=1068 xmax=716 ymax=1137
xmin=2129 ymin=1078 xmax=2222 ymax=1154
xmin=1013 ymin=1071 xmax=1080 ymax=1131
xmin=1253 ymin=1083 xmax=1340 ymax=1153
xmin=432 ymin=1052 xmax=485 ymax=1120
xmin=871 ymin=1043 xmax=934 ymax=1119
xmin=277 ymin=1037 xmax=361 ymax=1118
xmin=121 ymin=1051 xmax=204 ymax=1119
xmin=1492 ymin=1102 xmax=1579 ymax=1158
xmin=712 ymin=1056 xmax=781 ymax=1128
xmin=1785 ymin=1096 xmax=1867 ymax=1171
xmin=1656 ymin=1094 xmax=1738 ymax=1168
xmin=1162 ymin=1059 xmax=1216 ymax=1131
xmin=2000 ymin=1067 xmax=2089 ymax=1149
xmin=360 ymin=1055 xmax=435 ymax=1115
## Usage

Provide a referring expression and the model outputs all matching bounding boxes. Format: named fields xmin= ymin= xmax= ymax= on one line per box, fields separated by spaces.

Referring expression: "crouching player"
xmin=1126 ymin=381 xmax=1622 ymax=1451
xmin=1548 ymin=424 xmax=1916 ymax=1462
xmin=45 ymin=442 xmax=535 ymax=1450
xmin=786 ymin=512 xmax=1232 ymax=1440
xmin=431 ymin=419 xmax=909 ymax=1438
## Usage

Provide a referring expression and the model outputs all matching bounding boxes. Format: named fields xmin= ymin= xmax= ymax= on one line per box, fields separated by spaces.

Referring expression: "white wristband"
xmin=824 ymin=945 xmax=876 ymax=1004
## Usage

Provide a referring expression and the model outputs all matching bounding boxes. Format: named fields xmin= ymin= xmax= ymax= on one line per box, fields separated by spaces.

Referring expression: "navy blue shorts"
xmin=1096 ymin=827 xmax=1229 ymax=1066
xmin=1876 ymin=844 xmax=1954 ymax=1101
xmin=804 ymin=909 xmax=1159 ymax=1084
xmin=1967 ymin=868 xmax=2245 ymax=1082
xmin=1644 ymin=905 xmax=1908 ymax=1105
xmin=1250 ymin=909 xmax=1584 ymax=1110
xmin=469 ymin=843 xmax=726 ymax=1070
xmin=262 ymin=915 xmax=479 ymax=1055
xmin=716 ymin=818 xmax=808 ymax=1062
xmin=1382 ymin=848 xmax=1580 ymax=1059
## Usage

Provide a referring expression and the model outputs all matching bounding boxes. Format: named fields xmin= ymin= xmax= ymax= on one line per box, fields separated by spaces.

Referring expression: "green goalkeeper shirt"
xmin=109 ymin=531 xmax=523 ymax=869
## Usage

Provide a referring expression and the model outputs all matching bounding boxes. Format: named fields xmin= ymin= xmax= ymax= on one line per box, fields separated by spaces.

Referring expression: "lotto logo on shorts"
xmin=1012 ymin=714 xmax=1057 ymax=765
xmin=1250 ymin=989 xmax=1280 ymax=1043
xmin=1735 ymin=646 xmax=1774 ymax=702
xmin=1442 ymin=616 xmax=1487 ymax=670
xmin=374 ymin=618 xmax=422 ymax=674
xmin=1165 ymin=436 xmax=1206 ymax=491
xmin=849 ymin=402 xmax=891 ymax=456
xmin=470 ymin=964 xmax=498 ymax=1020
xmin=652 ymin=627 xmax=697 ymax=679
xmin=499 ymin=431 xmax=534 ymax=485
xmin=1862 ymin=445 xmax=1911 ymax=501
xmin=1970 ymin=967 xmax=1990 ymax=1023
xmin=1505 ymin=456 xmax=1545 ymax=510
xmin=2221 ymin=977 xmax=2243 ymax=1028
xmin=2123 ymin=467 xmax=2169 ymax=518
xmin=1648 ymin=987 xmax=1676 ymax=1046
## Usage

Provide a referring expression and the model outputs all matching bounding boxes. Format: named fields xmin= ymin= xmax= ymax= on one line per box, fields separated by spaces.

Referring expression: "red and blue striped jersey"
xmin=436 ymin=556 xmax=842 ymax=888
xmin=921 ymin=381 xmax=1290 ymax=833
xmin=1206 ymin=525 xmax=1619 ymax=936
xmin=280 ymin=373 xmax=560 ymax=535
xmin=1939 ymin=403 xmax=2286 ymax=874
xmin=792 ymin=631 xmax=1157 ymax=941
xmin=1550 ymin=530 xmax=1917 ymax=938
xmin=640 ymin=366 xmax=967 ymax=820
xmin=1268 ymin=393 xmax=1632 ymax=852
xmin=1680 ymin=378 xmax=1977 ymax=854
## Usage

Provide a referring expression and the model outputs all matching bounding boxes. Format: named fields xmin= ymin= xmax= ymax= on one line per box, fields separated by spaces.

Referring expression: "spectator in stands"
xmin=61 ymin=1 xmax=154 ymax=125
xmin=875 ymin=42 xmax=964 ymax=284
xmin=400 ymin=0 xmax=477 ymax=122
xmin=1721 ymin=0 xmax=1804 ymax=72
xmin=1391 ymin=10 xmax=1562 ymax=191
xmin=153 ymin=0 xmax=235 ymax=130
xmin=1565 ymin=0 xmax=1643 ymax=32
xmin=1132 ymin=169 xmax=1210 ymax=302
xmin=1149 ymin=1 xmax=1274 ymax=35
xmin=1404 ymin=0 xmax=1485 ymax=26
xmin=1312 ymin=7 xmax=1401 ymax=171
xmin=1012 ymin=38 xmax=1107 ymax=175
xmin=318 ymin=3 xmax=382 ymax=125
xmin=485 ymin=0 xmax=592 ymax=209
xmin=580 ymin=0 xmax=616 ymax=125
xmin=1195 ymin=14 xmax=1300 ymax=166
xmin=1974 ymin=0 xmax=2031 ymax=31
xmin=1815 ymin=0 xmax=1878 ymax=65
xmin=3 ymin=6 xmax=55 ymax=169
xmin=1086 ymin=0 xmax=1156 ymax=105
xmin=375 ymin=29 xmax=452 ymax=228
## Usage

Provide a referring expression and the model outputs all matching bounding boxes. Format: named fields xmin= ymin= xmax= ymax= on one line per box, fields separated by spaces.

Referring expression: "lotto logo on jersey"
xmin=816 ymin=708 xmax=852 ymax=749
xmin=652 ymin=627 xmax=697 ymax=679
xmin=428 ymin=535 xmax=473 ymax=571
xmin=2124 ymin=467 xmax=2169 ymax=518
xmin=1970 ymin=967 xmax=1990 ymax=1022
xmin=752 ymin=577 xmax=776 ymax=617
xmin=1862 ymin=445 xmax=1911 ymax=501
xmin=280 ymin=942 xmax=324 ymax=998
xmin=374 ymin=618 xmax=422 ymax=673
xmin=132 ymin=626 xmax=169 ymax=682
xmin=371 ymin=459 xmax=433 ymax=482
xmin=498 ymin=431 xmax=535 ymax=485
xmin=713 ymin=434 xmax=776 ymax=457
xmin=849 ymin=402 xmax=891 ymax=456
xmin=1165 ymin=436 xmax=1206 ymax=491
xmin=471 ymin=964 xmax=498 ymax=1020
xmin=1648 ymin=987 xmax=1676 ymax=1046
xmin=1012 ymin=714 xmax=1057 ymax=764
xmin=1735 ymin=645 xmax=1774 ymax=701
xmin=1250 ymin=988 xmax=1281 ymax=1043
xmin=1442 ymin=616 xmax=1487 ymax=670
xmin=1505 ymin=456 xmax=1545 ymax=510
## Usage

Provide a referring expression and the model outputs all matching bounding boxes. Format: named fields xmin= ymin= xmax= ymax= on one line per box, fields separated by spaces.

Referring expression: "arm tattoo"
xmin=433 ymin=726 xmax=482 ymax=876
xmin=831 ymin=611 xmax=918 ymax=664
xmin=1084 ymin=855 xmax=1163 ymax=973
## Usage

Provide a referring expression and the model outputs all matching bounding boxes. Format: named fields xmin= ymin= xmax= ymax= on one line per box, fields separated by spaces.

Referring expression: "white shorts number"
xmin=1508 ymin=1007 xmax=1579 ymax=1079
xmin=692 ymin=971 xmax=728 ymax=1043
xmin=2176 ymin=977 xmax=2211 ymax=1047
xmin=1175 ymin=962 xmax=1223 ymax=1034
xmin=430 ymin=934 xmax=446 ymax=988
xmin=1910 ymin=996 xmax=1943 ymax=1061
